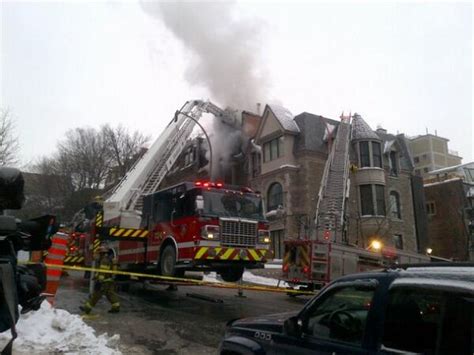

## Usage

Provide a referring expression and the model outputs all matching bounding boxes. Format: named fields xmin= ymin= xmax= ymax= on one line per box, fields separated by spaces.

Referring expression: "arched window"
xmin=267 ymin=183 xmax=283 ymax=211
xmin=389 ymin=191 xmax=401 ymax=219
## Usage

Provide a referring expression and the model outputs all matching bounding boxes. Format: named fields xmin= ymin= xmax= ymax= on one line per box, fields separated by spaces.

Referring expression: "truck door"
xmin=275 ymin=281 xmax=378 ymax=354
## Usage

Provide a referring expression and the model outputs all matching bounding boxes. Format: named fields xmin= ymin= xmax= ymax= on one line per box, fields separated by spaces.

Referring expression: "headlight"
xmin=258 ymin=230 xmax=271 ymax=244
xmin=201 ymin=225 xmax=220 ymax=240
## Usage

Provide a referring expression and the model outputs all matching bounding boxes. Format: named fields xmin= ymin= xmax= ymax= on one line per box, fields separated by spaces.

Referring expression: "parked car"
xmin=220 ymin=263 xmax=474 ymax=354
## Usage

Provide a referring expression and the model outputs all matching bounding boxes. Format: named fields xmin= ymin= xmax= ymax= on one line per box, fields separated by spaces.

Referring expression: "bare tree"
xmin=0 ymin=109 xmax=20 ymax=166
xmin=57 ymin=127 xmax=112 ymax=190
xmin=101 ymin=124 xmax=149 ymax=180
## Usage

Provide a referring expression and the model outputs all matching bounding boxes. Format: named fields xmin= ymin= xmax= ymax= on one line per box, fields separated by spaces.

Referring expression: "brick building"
xmin=424 ymin=162 xmax=474 ymax=261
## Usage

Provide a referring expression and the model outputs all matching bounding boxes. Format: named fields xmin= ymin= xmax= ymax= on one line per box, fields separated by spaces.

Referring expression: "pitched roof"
xmin=294 ymin=112 xmax=339 ymax=154
xmin=351 ymin=113 xmax=380 ymax=140
xmin=267 ymin=104 xmax=300 ymax=133
xmin=375 ymin=131 xmax=414 ymax=171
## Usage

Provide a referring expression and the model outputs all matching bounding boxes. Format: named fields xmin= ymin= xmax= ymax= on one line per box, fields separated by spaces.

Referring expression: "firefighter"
xmin=80 ymin=245 xmax=120 ymax=314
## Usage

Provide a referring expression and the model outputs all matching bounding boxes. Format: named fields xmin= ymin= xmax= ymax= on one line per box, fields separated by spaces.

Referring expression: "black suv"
xmin=220 ymin=264 xmax=474 ymax=354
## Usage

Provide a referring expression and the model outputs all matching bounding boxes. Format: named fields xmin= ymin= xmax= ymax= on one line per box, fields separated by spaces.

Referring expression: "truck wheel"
xmin=220 ymin=267 xmax=244 ymax=282
xmin=160 ymin=245 xmax=184 ymax=278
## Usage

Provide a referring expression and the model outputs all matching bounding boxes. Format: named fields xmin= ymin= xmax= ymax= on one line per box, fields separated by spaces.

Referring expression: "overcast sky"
xmin=1 ymin=1 xmax=472 ymax=166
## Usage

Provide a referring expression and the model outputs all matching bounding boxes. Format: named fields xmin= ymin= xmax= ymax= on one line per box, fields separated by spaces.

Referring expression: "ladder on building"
xmin=314 ymin=113 xmax=352 ymax=243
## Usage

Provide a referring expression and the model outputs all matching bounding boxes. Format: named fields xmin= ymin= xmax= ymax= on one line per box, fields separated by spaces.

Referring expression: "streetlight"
xmin=175 ymin=110 xmax=213 ymax=179
xmin=367 ymin=240 xmax=382 ymax=251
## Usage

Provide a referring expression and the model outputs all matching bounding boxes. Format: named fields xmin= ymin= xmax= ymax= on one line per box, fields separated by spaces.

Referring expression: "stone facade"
xmin=249 ymin=107 xmax=424 ymax=257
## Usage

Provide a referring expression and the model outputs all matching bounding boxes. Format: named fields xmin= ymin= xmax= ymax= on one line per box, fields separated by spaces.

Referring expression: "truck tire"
xmin=160 ymin=245 xmax=184 ymax=278
xmin=220 ymin=267 xmax=244 ymax=283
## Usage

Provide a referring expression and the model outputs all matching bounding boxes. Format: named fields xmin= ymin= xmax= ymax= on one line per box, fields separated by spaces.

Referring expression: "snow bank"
xmin=203 ymin=271 xmax=289 ymax=288
xmin=0 ymin=302 xmax=121 ymax=355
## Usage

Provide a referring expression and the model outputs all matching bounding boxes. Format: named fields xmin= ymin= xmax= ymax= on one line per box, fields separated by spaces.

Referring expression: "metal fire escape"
xmin=314 ymin=113 xmax=352 ymax=243
xmin=103 ymin=100 xmax=236 ymax=228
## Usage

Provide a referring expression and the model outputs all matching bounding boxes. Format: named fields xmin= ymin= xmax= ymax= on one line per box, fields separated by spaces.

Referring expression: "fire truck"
xmin=282 ymin=114 xmax=429 ymax=290
xmin=89 ymin=100 xmax=271 ymax=281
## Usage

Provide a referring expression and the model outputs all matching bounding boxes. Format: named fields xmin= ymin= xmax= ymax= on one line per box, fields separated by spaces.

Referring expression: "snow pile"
xmin=203 ymin=271 xmax=289 ymax=288
xmin=0 ymin=302 xmax=121 ymax=355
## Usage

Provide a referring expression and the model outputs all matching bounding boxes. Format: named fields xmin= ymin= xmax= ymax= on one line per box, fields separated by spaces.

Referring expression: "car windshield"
xmin=202 ymin=190 xmax=264 ymax=219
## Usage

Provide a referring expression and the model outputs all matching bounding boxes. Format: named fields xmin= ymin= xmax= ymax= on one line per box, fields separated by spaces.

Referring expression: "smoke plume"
xmin=141 ymin=1 xmax=267 ymax=111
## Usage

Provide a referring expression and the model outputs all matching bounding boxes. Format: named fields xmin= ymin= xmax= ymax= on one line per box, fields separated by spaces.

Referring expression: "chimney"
xmin=376 ymin=126 xmax=387 ymax=134
xmin=256 ymin=103 xmax=261 ymax=115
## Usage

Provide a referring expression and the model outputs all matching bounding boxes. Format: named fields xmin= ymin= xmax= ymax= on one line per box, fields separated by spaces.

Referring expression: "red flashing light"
xmin=195 ymin=181 xmax=202 ymax=186
xmin=203 ymin=182 xmax=210 ymax=187
xmin=323 ymin=230 xmax=331 ymax=240
xmin=303 ymin=266 xmax=310 ymax=274
xmin=282 ymin=264 xmax=289 ymax=273
xmin=216 ymin=182 xmax=223 ymax=188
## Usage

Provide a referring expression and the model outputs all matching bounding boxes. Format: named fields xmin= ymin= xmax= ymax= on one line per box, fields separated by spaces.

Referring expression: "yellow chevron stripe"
xmin=64 ymin=257 xmax=71 ymax=262
xmin=140 ymin=230 xmax=149 ymax=237
xmin=195 ymin=247 xmax=208 ymax=259
xmin=248 ymin=249 xmax=260 ymax=261
xmin=123 ymin=229 xmax=134 ymax=237
xmin=221 ymin=248 xmax=234 ymax=260
xmin=132 ymin=230 xmax=141 ymax=237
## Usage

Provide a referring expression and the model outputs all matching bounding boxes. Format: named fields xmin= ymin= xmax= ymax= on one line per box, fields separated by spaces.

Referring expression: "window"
xmin=372 ymin=142 xmax=382 ymax=168
xmin=382 ymin=287 xmax=474 ymax=354
xmin=389 ymin=191 xmax=401 ymax=219
xmin=415 ymin=169 xmax=421 ymax=176
xmin=423 ymin=167 xmax=429 ymax=173
xmin=393 ymin=234 xmax=403 ymax=249
xmin=375 ymin=185 xmax=386 ymax=216
xmin=360 ymin=185 xmax=386 ymax=216
xmin=360 ymin=185 xmax=374 ymax=215
xmin=183 ymin=147 xmax=195 ymax=166
xmin=389 ymin=151 xmax=398 ymax=176
xmin=267 ymin=182 xmax=283 ymax=211
xmin=304 ymin=285 xmax=375 ymax=345
xmin=360 ymin=141 xmax=370 ymax=167
xmin=263 ymin=136 xmax=284 ymax=162
xmin=422 ymin=154 xmax=428 ymax=160
xmin=426 ymin=201 xmax=436 ymax=215
xmin=359 ymin=141 xmax=382 ymax=168
xmin=414 ymin=156 xmax=420 ymax=163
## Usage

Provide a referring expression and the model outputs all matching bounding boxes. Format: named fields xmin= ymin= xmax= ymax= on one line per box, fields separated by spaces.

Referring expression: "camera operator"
xmin=0 ymin=167 xmax=57 ymax=354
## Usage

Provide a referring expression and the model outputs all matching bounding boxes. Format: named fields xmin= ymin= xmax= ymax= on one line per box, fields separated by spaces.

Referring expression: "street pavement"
xmin=55 ymin=269 xmax=309 ymax=354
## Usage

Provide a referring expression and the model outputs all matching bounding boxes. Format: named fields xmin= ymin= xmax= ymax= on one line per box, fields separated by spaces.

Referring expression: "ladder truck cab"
xmin=95 ymin=100 xmax=271 ymax=282
xmin=282 ymin=114 xmax=429 ymax=291
xmin=134 ymin=181 xmax=270 ymax=282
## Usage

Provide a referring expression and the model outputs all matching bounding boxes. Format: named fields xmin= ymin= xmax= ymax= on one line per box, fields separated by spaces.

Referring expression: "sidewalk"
xmin=249 ymin=259 xmax=283 ymax=280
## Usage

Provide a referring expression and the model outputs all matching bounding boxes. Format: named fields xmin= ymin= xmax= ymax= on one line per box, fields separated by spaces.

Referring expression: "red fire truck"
xmin=100 ymin=181 xmax=271 ymax=282
xmin=85 ymin=100 xmax=273 ymax=282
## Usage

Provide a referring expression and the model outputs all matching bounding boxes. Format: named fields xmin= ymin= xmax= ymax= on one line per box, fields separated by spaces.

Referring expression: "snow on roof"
xmin=392 ymin=277 xmax=474 ymax=292
xmin=267 ymin=104 xmax=300 ymax=133
xmin=424 ymin=177 xmax=462 ymax=187
xmin=429 ymin=161 xmax=474 ymax=175
xmin=351 ymin=113 xmax=380 ymax=140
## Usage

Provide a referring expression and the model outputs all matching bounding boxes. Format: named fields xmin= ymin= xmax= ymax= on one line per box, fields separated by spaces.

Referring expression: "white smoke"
xmin=141 ymin=1 xmax=267 ymax=111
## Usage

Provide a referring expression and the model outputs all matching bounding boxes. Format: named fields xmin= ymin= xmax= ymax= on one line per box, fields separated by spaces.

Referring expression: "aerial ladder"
xmin=314 ymin=113 xmax=353 ymax=243
xmin=103 ymin=100 xmax=237 ymax=229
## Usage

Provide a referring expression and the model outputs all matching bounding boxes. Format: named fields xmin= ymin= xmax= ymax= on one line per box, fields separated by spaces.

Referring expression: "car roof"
xmin=332 ymin=263 xmax=474 ymax=287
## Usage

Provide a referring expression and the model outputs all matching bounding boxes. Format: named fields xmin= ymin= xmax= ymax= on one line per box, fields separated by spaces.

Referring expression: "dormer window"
xmin=389 ymin=151 xmax=399 ymax=176
xmin=359 ymin=141 xmax=382 ymax=168
xmin=263 ymin=136 xmax=284 ymax=162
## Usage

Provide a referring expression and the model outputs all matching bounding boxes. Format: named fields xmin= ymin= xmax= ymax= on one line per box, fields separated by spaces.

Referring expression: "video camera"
xmin=0 ymin=167 xmax=58 ymax=352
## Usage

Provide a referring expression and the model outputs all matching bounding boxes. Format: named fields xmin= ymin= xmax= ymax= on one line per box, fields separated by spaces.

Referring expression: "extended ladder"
xmin=314 ymin=114 xmax=352 ymax=243
xmin=104 ymin=100 xmax=235 ymax=228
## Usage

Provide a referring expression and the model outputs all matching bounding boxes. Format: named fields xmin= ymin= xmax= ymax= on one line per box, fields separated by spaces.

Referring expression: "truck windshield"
xmin=202 ymin=190 xmax=264 ymax=220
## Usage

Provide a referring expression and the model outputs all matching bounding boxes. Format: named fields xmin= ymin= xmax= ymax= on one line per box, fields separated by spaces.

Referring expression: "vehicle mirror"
xmin=283 ymin=316 xmax=302 ymax=338
xmin=196 ymin=195 xmax=204 ymax=212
